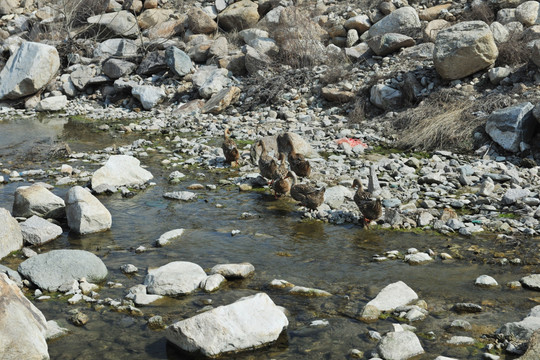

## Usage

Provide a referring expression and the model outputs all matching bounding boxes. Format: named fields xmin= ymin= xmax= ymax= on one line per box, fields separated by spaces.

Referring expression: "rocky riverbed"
xmin=2 ymin=0 xmax=540 ymax=358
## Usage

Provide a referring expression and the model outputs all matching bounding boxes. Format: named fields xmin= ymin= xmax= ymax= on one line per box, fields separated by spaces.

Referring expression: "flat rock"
xmin=210 ymin=263 xmax=255 ymax=278
xmin=18 ymin=249 xmax=108 ymax=292
xmin=0 ymin=208 xmax=23 ymax=260
xmin=92 ymin=155 xmax=153 ymax=191
xmin=126 ymin=284 xmax=163 ymax=305
xmin=404 ymin=252 xmax=433 ymax=265
xmin=0 ymin=274 xmax=49 ymax=359
xmin=20 ymin=215 xmax=62 ymax=246
xmin=521 ymin=274 xmax=540 ymax=290
xmin=289 ymin=286 xmax=332 ymax=297
xmin=166 ymin=292 xmax=288 ymax=357
xmin=163 ymin=191 xmax=197 ymax=201
xmin=144 ymin=261 xmax=207 ymax=295
xmin=66 ymin=186 xmax=112 ymax=235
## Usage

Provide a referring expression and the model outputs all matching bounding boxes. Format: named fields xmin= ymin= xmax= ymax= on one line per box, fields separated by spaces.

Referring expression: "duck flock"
xmin=222 ymin=128 xmax=382 ymax=226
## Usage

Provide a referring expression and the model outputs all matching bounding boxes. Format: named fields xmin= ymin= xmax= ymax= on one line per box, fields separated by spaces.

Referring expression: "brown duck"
xmin=272 ymin=156 xmax=292 ymax=197
xmin=288 ymin=170 xmax=325 ymax=211
xmin=352 ymin=178 xmax=382 ymax=225
xmin=289 ymin=147 xmax=311 ymax=178
xmin=222 ymin=128 xmax=240 ymax=167
xmin=257 ymin=140 xmax=279 ymax=181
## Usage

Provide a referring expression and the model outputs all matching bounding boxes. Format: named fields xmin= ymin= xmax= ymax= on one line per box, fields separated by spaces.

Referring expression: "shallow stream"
xmin=1 ymin=115 xmax=538 ymax=359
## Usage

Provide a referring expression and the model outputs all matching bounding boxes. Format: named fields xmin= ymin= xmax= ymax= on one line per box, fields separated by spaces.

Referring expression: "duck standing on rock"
xmin=352 ymin=178 xmax=382 ymax=226
xmin=288 ymin=170 xmax=325 ymax=211
xmin=222 ymin=128 xmax=240 ymax=167
xmin=257 ymin=140 xmax=280 ymax=182
xmin=280 ymin=134 xmax=311 ymax=178
xmin=272 ymin=156 xmax=292 ymax=197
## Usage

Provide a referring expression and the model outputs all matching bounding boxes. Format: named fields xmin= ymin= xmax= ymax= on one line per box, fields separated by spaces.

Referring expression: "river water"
xmin=0 ymin=115 xmax=537 ymax=359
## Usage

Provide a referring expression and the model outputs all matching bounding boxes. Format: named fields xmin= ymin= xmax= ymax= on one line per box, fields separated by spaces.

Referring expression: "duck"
xmin=222 ymin=128 xmax=240 ymax=167
xmin=352 ymin=178 xmax=382 ymax=226
xmin=271 ymin=153 xmax=290 ymax=196
xmin=281 ymin=135 xmax=311 ymax=177
xmin=288 ymin=170 xmax=326 ymax=211
xmin=257 ymin=140 xmax=279 ymax=181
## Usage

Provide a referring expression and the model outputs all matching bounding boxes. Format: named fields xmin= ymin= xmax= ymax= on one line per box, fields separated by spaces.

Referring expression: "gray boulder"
xmin=131 ymin=85 xmax=166 ymax=110
xmin=521 ymin=274 xmax=540 ymax=290
xmin=20 ymin=216 xmax=62 ymax=246
xmin=66 ymin=186 xmax=112 ymax=235
xmin=193 ymin=66 xmax=231 ymax=99
xmin=36 ymin=95 xmax=67 ymax=111
xmin=0 ymin=274 xmax=49 ymax=360
xmin=70 ymin=65 xmax=96 ymax=91
xmin=0 ymin=264 xmax=23 ymax=287
xmin=370 ymin=84 xmax=403 ymax=110
xmin=87 ymin=11 xmax=138 ymax=38
xmin=516 ymin=1 xmax=540 ymax=27
xmin=367 ymin=7 xmax=421 ymax=39
xmin=91 ymin=155 xmax=153 ymax=191
xmin=367 ymin=33 xmax=415 ymax=56
xmin=102 ymin=59 xmax=136 ymax=79
xmin=485 ymin=102 xmax=535 ymax=153
xmin=12 ymin=184 xmax=65 ymax=219
xmin=144 ymin=261 xmax=207 ymax=295
xmin=218 ymin=0 xmax=259 ymax=31
xmin=377 ymin=326 xmax=425 ymax=360
xmin=434 ymin=21 xmax=498 ymax=80
xmin=0 ymin=208 xmax=23 ymax=260
xmin=18 ymin=249 xmax=108 ymax=292
xmin=244 ymin=45 xmax=272 ymax=75
xmin=93 ymin=39 xmax=139 ymax=58
xmin=0 ymin=42 xmax=60 ymax=100
xmin=165 ymin=46 xmax=193 ymax=77
xmin=166 ymin=292 xmax=288 ymax=357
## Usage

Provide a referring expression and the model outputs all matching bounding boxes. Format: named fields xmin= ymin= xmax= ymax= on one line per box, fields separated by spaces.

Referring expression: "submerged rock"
xmin=18 ymin=249 xmax=108 ymax=292
xmin=0 ymin=273 xmax=49 ymax=360
xmin=166 ymin=292 xmax=288 ymax=357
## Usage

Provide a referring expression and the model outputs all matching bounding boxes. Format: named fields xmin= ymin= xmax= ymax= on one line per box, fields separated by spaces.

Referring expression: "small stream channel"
xmin=1 ymin=115 xmax=538 ymax=359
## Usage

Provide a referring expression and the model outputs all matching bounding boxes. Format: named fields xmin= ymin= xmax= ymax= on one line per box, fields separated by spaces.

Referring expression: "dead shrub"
xmin=392 ymin=89 xmax=512 ymax=152
xmin=461 ymin=2 xmax=495 ymax=23
xmin=348 ymin=98 xmax=366 ymax=125
xmin=271 ymin=6 xmax=329 ymax=68
xmin=496 ymin=31 xmax=530 ymax=67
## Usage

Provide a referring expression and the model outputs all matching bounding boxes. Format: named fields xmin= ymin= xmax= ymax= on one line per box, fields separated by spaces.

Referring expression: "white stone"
xmin=20 ymin=215 xmax=62 ymax=246
xmin=0 ymin=274 xmax=49 ymax=359
xmin=200 ymin=274 xmax=226 ymax=292
xmin=91 ymin=155 xmax=153 ymax=191
xmin=0 ymin=208 xmax=23 ymax=260
xmin=155 ymin=228 xmax=185 ymax=247
xmin=475 ymin=275 xmax=499 ymax=287
xmin=36 ymin=95 xmax=67 ymax=111
xmin=166 ymin=293 xmax=288 ymax=357
xmin=404 ymin=252 xmax=433 ymax=265
xmin=125 ymin=284 xmax=163 ymax=305
xmin=210 ymin=263 xmax=255 ymax=278
xmin=66 ymin=186 xmax=112 ymax=235
xmin=131 ymin=85 xmax=166 ymax=110
xmin=377 ymin=328 xmax=425 ymax=360
xmin=45 ymin=320 xmax=68 ymax=340
xmin=361 ymin=281 xmax=418 ymax=319
xmin=12 ymin=183 xmax=65 ymax=219
xmin=144 ymin=261 xmax=207 ymax=296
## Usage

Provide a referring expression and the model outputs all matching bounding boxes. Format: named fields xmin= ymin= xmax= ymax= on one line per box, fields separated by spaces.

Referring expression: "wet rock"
xmin=45 ymin=320 xmax=68 ymax=340
xmin=433 ymin=21 xmax=498 ymax=80
xmin=166 ymin=292 xmax=288 ymax=357
xmin=210 ymin=263 xmax=255 ymax=278
xmin=148 ymin=315 xmax=165 ymax=330
xmin=475 ymin=274 xmax=499 ymax=288
xmin=497 ymin=305 xmax=540 ymax=340
xmin=0 ymin=42 xmax=60 ymax=100
xmin=404 ymin=252 xmax=433 ymax=265
xmin=36 ymin=95 xmax=67 ymax=111
xmin=91 ymin=155 xmax=153 ymax=191
xmin=289 ymin=286 xmax=332 ymax=297
xmin=155 ymin=228 xmax=185 ymax=247
xmin=20 ymin=215 xmax=62 ymax=246
xmin=120 ymin=264 xmax=138 ymax=274
xmin=0 ymin=207 xmax=23 ymax=260
xmin=200 ymin=274 xmax=226 ymax=292
xmin=163 ymin=191 xmax=197 ymax=201
xmin=165 ymin=46 xmax=193 ymax=78
xmin=447 ymin=336 xmax=475 ymax=345
xmin=70 ymin=311 xmax=89 ymax=326
xmin=521 ymin=274 xmax=540 ymax=291
xmin=144 ymin=261 xmax=207 ymax=296
xmin=12 ymin=183 xmax=65 ymax=220
xmin=67 ymin=185 xmax=111 ymax=233
xmin=131 ymin=85 xmax=166 ymax=110
xmin=87 ymin=11 xmax=139 ymax=38
xmin=486 ymin=102 xmax=535 ymax=153
xmin=125 ymin=284 xmax=163 ymax=305
xmin=0 ymin=273 xmax=49 ymax=360
xmin=18 ymin=249 xmax=108 ymax=292
xmin=361 ymin=281 xmax=418 ymax=321
xmin=377 ymin=324 xmax=425 ymax=360
xmin=453 ymin=302 xmax=483 ymax=313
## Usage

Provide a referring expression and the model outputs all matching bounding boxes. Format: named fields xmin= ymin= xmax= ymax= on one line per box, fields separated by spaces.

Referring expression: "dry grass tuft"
xmin=461 ymin=2 xmax=495 ymax=23
xmin=496 ymin=31 xmax=530 ymax=67
xmin=392 ymin=89 xmax=512 ymax=152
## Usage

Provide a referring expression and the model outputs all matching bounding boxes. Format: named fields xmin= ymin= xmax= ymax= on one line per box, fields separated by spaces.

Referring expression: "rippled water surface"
xmin=0 ymin=116 xmax=537 ymax=359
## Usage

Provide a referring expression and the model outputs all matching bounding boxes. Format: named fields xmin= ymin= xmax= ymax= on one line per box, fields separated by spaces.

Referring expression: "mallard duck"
xmin=289 ymin=147 xmax=311 ymax=178
xmin=222 ymin=128 xmax=240 ymax=167
xmin=271 ymin=153 xmax=290 ymax=197
xmin=257 ymin=140 xmax=279 ymax=181
xmin=288 ymin=170 xmax=325 ymax=211
xmin=352 ymin=178 xmax=382 ymax=225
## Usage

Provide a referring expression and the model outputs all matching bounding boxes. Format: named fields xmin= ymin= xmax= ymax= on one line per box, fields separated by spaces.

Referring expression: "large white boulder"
xmin=0 ymin=274 xmax=49 ymax=360
xmin=0 ymin=42 xmax=60 ymax=100
xmin=0 ymin=208 xmax=23 ymax=260
xmin=433 ymin=21 xmax=498 ymax=80
xmin=12 ymin=184 xmax=65 ymax=220
xmin=66 ymin=186 xmax=112 ymax=235
xmin=20 ymin=215 xmax=63 ymax=246
xmin=166 ymin=292 xmax=288 ymax=357
xmin=18 ymin=249 xmax=108 ymax=292
xmin=361 ymin=281 xmax=419 ymax=321
xmin=144 ymin=261 xmax=207 ymax=295
xmin=91 ymin=155 xmax=153 ymax=192
xmin=377 ymin=325 xmax=425 ymax=360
